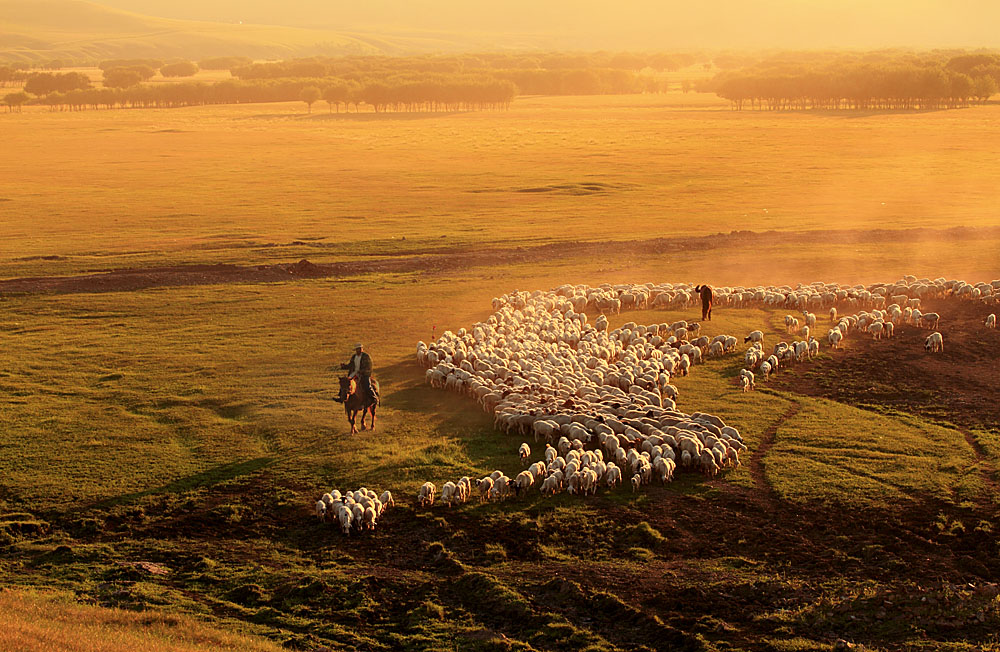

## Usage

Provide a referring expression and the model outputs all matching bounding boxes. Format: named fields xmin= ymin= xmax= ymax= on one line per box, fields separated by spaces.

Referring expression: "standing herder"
xmin=694 ymin=284 xmax=714 ymax=321
xmin=341 ymin=343 xmax=378 ymax=402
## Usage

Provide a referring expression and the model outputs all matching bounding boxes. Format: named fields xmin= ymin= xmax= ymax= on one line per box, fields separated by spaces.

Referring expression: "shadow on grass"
xmin=90 ymin=457 xmax=275 ymax=509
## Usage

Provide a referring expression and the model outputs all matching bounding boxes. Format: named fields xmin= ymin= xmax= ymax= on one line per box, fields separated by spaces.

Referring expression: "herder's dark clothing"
xmin=341 ymin=352 xmax=377 ymax=401
xmin=696 ymin=285 xmax=714 ymax=321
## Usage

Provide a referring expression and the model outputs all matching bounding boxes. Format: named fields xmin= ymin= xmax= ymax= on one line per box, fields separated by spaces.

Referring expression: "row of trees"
xmin=234 ymin=61 xmax=661 ymax=96
xmin=708 ymin=57 xmax=1000 ymax=110
xmin=22 ymin=76 xmax=516 ymax=113
xmin=22 ymin=71 xmax=91 ymax=95
xmin=230 ymin=52 xmax=701 ymax=81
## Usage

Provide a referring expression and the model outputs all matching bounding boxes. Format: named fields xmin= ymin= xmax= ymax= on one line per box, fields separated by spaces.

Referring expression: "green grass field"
xmin=2 ymin=92 xmax=1000 ymax=651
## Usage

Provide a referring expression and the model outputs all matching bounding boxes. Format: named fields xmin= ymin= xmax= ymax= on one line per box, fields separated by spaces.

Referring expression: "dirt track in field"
xmin=4 ymin=226 xmax=1000 ymax=296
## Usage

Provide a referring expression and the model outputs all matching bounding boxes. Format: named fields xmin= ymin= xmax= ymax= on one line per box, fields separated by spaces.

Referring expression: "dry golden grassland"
xmin=2 ymin=92 xmax=999 ymax=278
xmin=0 ymin=588 xmax=286 ymax=652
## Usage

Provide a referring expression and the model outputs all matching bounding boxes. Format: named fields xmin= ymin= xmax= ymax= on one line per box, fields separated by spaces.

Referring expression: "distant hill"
xmin=0 ymin=0 xmax=469 ymax=63
xmin=65 ymin=0 xmax=1000 ymax=51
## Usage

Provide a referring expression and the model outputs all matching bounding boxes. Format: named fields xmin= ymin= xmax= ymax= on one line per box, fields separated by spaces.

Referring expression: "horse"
xmin=338 ymin=376 xmax=379 ymax=434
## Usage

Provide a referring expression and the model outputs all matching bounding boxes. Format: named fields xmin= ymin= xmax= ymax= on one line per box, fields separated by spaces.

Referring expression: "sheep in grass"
xmin=518 ymin=442 xmax=531 ymax=466
xmin=379 ymin=490 xmax=394 ymax=509
xmin=744 ymin=330 xmax=764 ymax=344
xmin=476 ymin=476 xmax=494 ymax=502
xmin=336 ymin=505 xmax=353 ymax=535
xmin=631 ymin=474 xmax=642 ymax=492
xmin=417 ymin=482 xmax=436 ymax=508
xmin=514 ymin=470 xmax=534 ymax=496
xmin=925 ymin=331 xmax=944 ymax=353
xmin=654 ymin=457 xmax=676 ymax=484
xmin=315 ymin=500 xmax=327 ymax=523
xmin=362 ymin=506 xmax=377 ymax=531
xmin=920 ymin=312 xmax=940 ymax=330
xmin=606 ymin=463 xmax=622 ymax=488
xmin=540 ymin=474 xmax=561 ymax=496
xmin=440 ymin=481 xmax=458 ymax=507
xmin=987 ymin=314 xmax=997 ymax=329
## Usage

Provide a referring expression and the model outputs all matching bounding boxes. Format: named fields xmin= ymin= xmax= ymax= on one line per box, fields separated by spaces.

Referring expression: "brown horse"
xmin=338 ymin=376 xmax=379 ymax=434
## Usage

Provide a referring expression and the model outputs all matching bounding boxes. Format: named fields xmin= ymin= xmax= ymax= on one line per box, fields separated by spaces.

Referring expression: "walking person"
xmin=694 ymin=284 xmax=714 ymax=321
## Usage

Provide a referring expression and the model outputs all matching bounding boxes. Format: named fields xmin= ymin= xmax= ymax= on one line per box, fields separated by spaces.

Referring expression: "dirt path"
xmin=956 ymin=425 xmax=999 ymax=498
xmin=749 ymin=401 xmax=800 ymax=498
xmin=4 ymin=225 xmax=1000 ymax=296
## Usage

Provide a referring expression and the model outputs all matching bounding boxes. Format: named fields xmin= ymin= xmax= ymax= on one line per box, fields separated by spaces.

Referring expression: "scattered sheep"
xmin=925 ymin=331 xmax=944 ymax=353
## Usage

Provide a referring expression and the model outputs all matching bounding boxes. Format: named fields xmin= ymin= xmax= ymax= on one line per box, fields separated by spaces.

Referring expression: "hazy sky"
xmin=96 ymin=0 xmax=1000 ymax=49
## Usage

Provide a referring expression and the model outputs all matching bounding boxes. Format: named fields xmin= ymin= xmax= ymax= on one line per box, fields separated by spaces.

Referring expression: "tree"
xmin=24 ymin=72 xmax=90 ymax=95
xmin=973 ymin=75 xmax=998 ymax=103
xmin=103 ymin=68 xmax=144 ymax=89
xmin=300 ymin=85 xmax=321 ymax=113
xmin=198 ymin=56 xmax=252 ymax=70
xmin=323 ymin=82 xmax=348 ymax=113
xmin=160 ymin=61 xmax=199 ymax=78
xmin=3 ymin=91 xmax=29 ymax=113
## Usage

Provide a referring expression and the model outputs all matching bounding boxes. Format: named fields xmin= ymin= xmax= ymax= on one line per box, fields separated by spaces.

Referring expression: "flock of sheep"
xmin=314 ymin=275 xmax=999 ymax=529
xmin=315 ymin=487 xmax=394 ymax=535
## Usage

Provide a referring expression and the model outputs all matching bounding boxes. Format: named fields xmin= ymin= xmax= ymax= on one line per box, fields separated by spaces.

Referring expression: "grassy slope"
xmin=0 ymin=588 xmax=287 ymax=652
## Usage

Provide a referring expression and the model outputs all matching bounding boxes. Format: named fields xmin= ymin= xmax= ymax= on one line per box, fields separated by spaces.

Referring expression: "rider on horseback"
xmin=340 ymin=343 xmax=379 ymax=403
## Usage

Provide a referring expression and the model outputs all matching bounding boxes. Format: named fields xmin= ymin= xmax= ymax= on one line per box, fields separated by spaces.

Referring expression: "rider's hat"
xmin=354 ymin=342 xmax=363 ymax=350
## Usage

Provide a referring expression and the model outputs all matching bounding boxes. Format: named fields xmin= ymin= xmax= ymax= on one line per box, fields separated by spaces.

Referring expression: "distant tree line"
xmin=704 ymin=53 xmax=1000 ymax=110
xmin=228 ymin=52 xmax=702 ymax=97
xmin=26 ymin=76 xmax=516 ymax=112
xmin=230 ymin=52 xmax=699 ymax=80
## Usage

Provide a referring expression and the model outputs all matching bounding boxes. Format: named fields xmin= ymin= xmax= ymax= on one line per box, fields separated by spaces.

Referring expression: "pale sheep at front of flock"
xmin=315 ymin=488 xmax=393 ymax=535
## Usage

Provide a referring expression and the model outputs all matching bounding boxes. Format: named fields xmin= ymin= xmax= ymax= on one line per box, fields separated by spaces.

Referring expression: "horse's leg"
xmin=369 ymin=403 xmax=376 ymax=430
xmin=346 ymin=404 xmax=358 ymax=435
xmin=360 ymin=407 xmax=367 ymax=431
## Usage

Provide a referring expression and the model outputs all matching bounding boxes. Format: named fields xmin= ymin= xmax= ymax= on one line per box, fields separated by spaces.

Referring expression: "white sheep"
xmin=744 ymin=330 xmax=764 ymax=344
xmin=336 ymin=505 xmax=352 ymax=535
xmin=920 ymin=312 xmax=940 ymax=330
xmin=987 ymin=314 xmax=997 ymax=329
xmin=924 ymin=331 xmax=944 ymax=353
xmin=606 ymin=463 xmax=622 ymax=488
xmin=807 ymin=337 xmax=819 ymax=359
xmin=518 ymin=442 xmax=531 ymax=465
xmin=417 ymin=481 xmax=436 ymax=507
xmin=440 ymin=481 xmax=457 ymax=507
xmin=362 ymin=506 xmax=377 ymax=530
xmin=315 ymin=500 xmax=327 ymax=523
xmin=379 ymin=490 xmax=394 ymax=509
xmin=476 ymin=476 xmax=494 ymax=502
